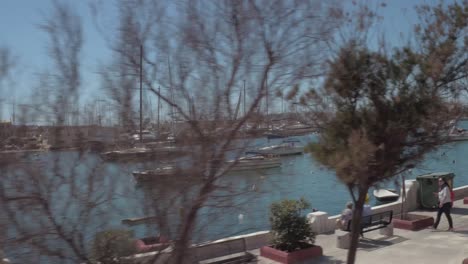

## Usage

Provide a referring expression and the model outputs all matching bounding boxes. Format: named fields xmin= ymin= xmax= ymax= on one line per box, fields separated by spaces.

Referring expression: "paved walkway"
xmin=252 ymin=199 xmax=468 ymax=264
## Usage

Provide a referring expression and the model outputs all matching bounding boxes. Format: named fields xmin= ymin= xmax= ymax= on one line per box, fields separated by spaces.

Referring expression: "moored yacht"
xmin=246 ymin=139 xmax=304 ymax=156
xmin=226 ymin=155 xmax=282 ymax=171
xmin=101 ymin=145 xmax=186 ymax=161
xmin=132 ymin=165 xmax=178 ymax=181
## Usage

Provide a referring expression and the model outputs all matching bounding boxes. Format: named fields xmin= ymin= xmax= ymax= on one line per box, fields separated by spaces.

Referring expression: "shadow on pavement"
xmin=453 ymin=229 xmax=468 ymax=236
xmin=358 ymin=236 xmax=408 ymax=252
xmin=451 ymin=207 xmax=468 ymax=215
xmin=313 ymin=255 xmax=345 ymax=264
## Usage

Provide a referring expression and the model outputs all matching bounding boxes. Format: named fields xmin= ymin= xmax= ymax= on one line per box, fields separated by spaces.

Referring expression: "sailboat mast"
xmin=139 ymin=45 xmax=143 ymax=143
xmin=265 ymin=73 xmax=269 ymax=127
xmin=243 ymin=79 xmax=246 ymax=117
xmin=157 ymin=86 xmax=161 ymax=135
xmin=266 ymin=77 xmax=268 ymax=117
xmin=168 ymin=57 xmax=175 ymax=134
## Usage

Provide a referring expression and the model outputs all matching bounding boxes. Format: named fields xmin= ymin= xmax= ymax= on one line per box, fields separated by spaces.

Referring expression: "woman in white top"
xmin=433 ymin=177 xmax=453 ymax=231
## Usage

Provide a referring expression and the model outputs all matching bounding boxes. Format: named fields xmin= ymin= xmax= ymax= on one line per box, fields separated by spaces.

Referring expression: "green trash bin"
xmin=416 ymin=172 xmax=455 ymax=209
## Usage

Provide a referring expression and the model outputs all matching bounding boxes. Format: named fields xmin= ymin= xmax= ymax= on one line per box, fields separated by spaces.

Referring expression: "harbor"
xmin=5 ymin=122 xmax=468 ymax=244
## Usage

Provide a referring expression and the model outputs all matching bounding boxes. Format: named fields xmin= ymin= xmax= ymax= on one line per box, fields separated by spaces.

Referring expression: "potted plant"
xmin=260 ymin=198 xmax=322 ymax=264
xmin=91 ymin=229 xmax=138 ymax=264
xmin=393 ymin=213 xmax=434 ymax=231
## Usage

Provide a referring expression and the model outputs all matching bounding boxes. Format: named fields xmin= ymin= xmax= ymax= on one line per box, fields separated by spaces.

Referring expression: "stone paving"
xmin=252 ymin=199 xmax=468 ymax=264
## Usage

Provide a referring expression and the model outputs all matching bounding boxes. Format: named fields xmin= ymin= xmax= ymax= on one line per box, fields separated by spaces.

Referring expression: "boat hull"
xmin=226 ymin=156 xmax=282 ymax=171
xmin=246 ymin=148 xmax=303 ymax=156
xmin=101 ymin=147 xmax=187 ymax=161
xmin=228 ymin=161 xmax=282 ymax=171
xmin=132 ymin=169 xmax=177 ymax=181
xmin=373 ymin=189 xmax=399 ymax=202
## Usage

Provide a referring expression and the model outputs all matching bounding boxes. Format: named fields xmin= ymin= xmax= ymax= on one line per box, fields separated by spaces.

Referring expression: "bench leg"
xmin=379 ymin=223 xmax=394 ymax=236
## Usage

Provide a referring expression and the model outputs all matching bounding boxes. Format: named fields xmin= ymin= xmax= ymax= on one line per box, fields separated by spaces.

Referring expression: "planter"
xmin=393 ymin=214 xmax=434 ymax=231
xmin=260 ymin=245 xmax=322 ymax=264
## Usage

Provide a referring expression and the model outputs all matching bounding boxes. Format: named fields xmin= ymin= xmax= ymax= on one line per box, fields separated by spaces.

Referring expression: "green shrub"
xmin=269 ymin=198 xmax=315 ymax=252
xmin=91 ymin=229 xmax=137 ymax=264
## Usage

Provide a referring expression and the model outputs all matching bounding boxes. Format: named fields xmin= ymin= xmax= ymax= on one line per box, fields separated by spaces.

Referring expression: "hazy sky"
xmin=0 ymin=0 xmax=445 ymax=121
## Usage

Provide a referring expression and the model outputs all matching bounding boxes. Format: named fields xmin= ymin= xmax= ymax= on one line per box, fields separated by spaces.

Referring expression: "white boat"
xmin=132 ymin=165 xmax=178 ymax=181
xmin=101 ymin=146 xmax=186 ymax=161
xmin=373 ymin=189 xmax=399 ymax=202
xmin=226 ymin=155 xmax=281 ymax=171
xmin=446 ymin=125 xmax=468 ymax=142
xmin=131 ymin=130 xmax=158 ymax=142
xmin=246 ymin=140 xmax=303 ymax=156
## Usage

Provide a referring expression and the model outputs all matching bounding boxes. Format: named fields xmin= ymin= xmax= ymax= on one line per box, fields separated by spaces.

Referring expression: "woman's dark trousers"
xmin=433 ymin=202 xmax=453 ymax=229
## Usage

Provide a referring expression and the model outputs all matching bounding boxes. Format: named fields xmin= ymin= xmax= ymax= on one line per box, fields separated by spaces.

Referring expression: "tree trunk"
xmin=171 ymin=205 xmax=198 ymax=264
xmin=171 ymin=179 xmax=215 ymax=264
xmin=346 ymin=188 xmax=368 ymax=264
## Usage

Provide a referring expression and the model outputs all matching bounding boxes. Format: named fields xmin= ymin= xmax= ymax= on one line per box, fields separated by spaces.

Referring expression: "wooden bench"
xmin=195 ymin=237 xmax=256 ymax=264
xmin=346 ymin=210 xmax=393 ymax=236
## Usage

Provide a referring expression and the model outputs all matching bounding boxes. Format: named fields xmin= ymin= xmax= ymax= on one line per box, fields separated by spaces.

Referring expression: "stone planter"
xmin=260 ymin=245 xmax=323 ymax=264
xmin=393 ymin=214 xmax=434 ymax=231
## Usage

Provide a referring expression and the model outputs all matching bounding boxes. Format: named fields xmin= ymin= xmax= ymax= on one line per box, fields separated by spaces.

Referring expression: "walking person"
xmin=433 ymin=177 xmax=454 ymax=231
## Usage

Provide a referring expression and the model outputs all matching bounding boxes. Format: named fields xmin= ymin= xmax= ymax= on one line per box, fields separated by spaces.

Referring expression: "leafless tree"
xmin=2 ymin=0 xmax=349 ymax=263
xmin=94 ymin=0 xmax=345 ymax=263
xmin=0 ymin=2 xmax=106 ymax=264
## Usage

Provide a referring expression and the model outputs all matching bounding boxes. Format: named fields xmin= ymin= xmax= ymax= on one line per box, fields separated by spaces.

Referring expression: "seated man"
xmin=336 ymin=201 xmax=353 ymax=230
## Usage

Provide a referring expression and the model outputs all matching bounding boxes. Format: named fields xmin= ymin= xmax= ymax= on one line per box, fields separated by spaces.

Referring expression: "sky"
xmin=0 ymin=0 xmax=448 ymax=122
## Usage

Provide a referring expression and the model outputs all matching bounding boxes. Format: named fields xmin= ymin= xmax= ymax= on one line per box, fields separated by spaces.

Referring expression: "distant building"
xmin=44 ymin=125 xmax=122 ymax=149
xmin=0 ymin=122 xmax=14 ymax=142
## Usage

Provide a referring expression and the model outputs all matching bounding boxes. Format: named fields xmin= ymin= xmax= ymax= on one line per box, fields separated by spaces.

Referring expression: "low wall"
xmin=308 ymin=180 xmax=420 ymax=234
xmin=453 ymin=185 xmax=468 ymax=200
xmin=125 ymin=231 xmax=271 ymax=264
xmin=126 ymin=182 xmax=468 ymax=263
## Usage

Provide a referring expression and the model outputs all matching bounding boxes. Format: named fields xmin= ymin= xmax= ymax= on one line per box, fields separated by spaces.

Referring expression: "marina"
xmin=1 ymin=1 xmax=466 ymax=262
xmin=6 ymin=126 xmax=468 ymax=243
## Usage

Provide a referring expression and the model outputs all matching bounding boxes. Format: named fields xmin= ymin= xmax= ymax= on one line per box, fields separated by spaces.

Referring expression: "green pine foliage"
xmin=90 ymin=229 xmax=137 ymax=264
xmin=269 ymin=198 xmax=315 ymax=252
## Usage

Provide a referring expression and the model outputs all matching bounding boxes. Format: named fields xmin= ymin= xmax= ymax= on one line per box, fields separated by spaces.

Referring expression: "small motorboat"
xmin=373 ymin=189 xmax=399 ymax=202
xmin=226 ymin=155 xmax=282 ymax=171
xmin=245 ymin=139 xmax=303 ymax=156
xmin=132 ymin=165 xmax=178 ymax=181
xmin=101 ymin=146 xmax=187 ymax=161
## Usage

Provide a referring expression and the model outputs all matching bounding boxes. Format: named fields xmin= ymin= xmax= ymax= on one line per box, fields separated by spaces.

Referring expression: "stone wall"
xmin=307 ymin=179 xmax=420 ymax=234
xmin=307 ymin=181 xmax=468 ymax=234
xmin=124 ymin=231 xmax=271 ymax=264
xmin=124 ymin=182 xmax=468 ymax=263
xmin=453 ymin=185 xmax=468 ymax=200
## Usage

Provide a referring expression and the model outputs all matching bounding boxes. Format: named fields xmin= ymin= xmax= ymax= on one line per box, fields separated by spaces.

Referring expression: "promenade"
xmin=254 ymin=199 xmax=468 ymax=264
